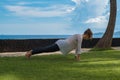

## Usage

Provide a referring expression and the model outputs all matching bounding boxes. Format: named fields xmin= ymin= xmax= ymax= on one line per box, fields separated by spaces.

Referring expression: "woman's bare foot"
xmin=25 ymin=50 xmax=32 ymax=59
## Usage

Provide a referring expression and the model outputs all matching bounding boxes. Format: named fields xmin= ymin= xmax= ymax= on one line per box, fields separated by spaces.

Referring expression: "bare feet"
xmin=25 ymin=50 xmax=32 ymax=59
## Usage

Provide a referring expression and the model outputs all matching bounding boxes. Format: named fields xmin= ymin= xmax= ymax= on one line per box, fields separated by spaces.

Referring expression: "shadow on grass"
xmin=81 ymin=50 xmax=120 ymax=61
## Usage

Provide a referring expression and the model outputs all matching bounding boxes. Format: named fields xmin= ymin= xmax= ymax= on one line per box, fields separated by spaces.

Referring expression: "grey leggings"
xmin=32 ymin=43 xmax=60 ymax=55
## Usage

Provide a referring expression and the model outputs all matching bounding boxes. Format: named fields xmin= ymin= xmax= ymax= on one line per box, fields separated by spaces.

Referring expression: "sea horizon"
xmin=0 ymin=35 xmax=71 ymax=39
xmin=0 ymin=33 xmax=119 ymax=39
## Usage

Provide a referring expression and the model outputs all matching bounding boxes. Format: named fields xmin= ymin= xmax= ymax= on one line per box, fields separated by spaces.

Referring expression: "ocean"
xmin=0 ymin=35 xmax=71 ymax=39
xmin=0 ymin=33 xmax=119 ymax=39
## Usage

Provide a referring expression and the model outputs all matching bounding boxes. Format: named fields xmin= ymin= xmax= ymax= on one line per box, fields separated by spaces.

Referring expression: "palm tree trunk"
xmin=95 ymin=0 xmax=117 ymax=48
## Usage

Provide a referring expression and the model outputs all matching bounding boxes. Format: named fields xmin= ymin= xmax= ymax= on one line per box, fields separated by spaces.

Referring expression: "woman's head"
xmin=83 ymin=28 xmax=93 ymax=40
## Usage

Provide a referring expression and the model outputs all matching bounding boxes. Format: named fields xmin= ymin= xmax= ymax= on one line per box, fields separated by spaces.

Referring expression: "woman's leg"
xmin=25 ymin=43 xmax=59 ymax=58
xmin=32 ymin=43 xmax=59 ymax=55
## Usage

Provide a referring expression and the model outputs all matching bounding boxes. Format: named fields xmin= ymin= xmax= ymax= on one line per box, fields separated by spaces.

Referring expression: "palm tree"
xmin=95 ymin=0 xmax=117 ymax=49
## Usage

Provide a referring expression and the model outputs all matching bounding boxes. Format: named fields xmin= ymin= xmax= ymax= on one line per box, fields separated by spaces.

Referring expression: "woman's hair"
xmin=83 ymin=28 xmax=93 ymax=39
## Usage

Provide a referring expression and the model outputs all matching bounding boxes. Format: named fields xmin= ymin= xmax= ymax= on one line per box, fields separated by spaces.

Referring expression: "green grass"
xmin=0 ymin=50 xmax=120 ymax=80
xmin=90 ymin=47 xmax=114 ymax=51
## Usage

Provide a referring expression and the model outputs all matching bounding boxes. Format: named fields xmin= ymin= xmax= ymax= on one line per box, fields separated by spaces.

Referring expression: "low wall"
xmin=0 ymin=38 xmax=120 ymax=52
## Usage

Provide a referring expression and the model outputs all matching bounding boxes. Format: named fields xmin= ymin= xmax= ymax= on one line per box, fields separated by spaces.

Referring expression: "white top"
xmin=55 ymin=34 xmax=83 ymax=56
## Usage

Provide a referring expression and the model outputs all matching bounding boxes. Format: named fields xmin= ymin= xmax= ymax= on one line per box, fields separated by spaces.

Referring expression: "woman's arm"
xmin=75 ymin=34 xmax=82 ymax=60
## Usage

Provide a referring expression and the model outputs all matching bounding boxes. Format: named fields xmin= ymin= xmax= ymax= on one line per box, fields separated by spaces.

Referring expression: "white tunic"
xmin=55 ymin=34 xmax=83 ymax=55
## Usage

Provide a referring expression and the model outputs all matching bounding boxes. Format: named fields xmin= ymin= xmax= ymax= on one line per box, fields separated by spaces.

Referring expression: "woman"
xmin=25 ymin=28 xmax=93 ymax=61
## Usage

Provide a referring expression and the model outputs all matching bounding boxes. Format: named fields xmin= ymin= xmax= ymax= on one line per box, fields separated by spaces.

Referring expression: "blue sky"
xmin=0 ymin=0 xmax=120 ymax=35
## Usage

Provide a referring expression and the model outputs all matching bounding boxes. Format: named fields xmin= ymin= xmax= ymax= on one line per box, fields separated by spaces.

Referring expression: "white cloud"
xmin=17 ymin=2 xmax=45 ymax=5
xmin=89 ymin=0 xmax=109 ymax=16
xmin=71 ymin=0 xmax=89 ymax=5
xmin=72 ymin=0 xmax=109 ymax=16
xmin=66 ymin=7 xmax=75 ymax=13
xmin=85 ymin=16 xmax=108 ymax=24
xmin=85 ymin=13 xmax=110 ymax=29
xmin=0 ymin=23 xmax=75 ymax=35
xmin=71 ymin=0 xmax=109 ymax=30
xmin=71 ymin=0 xmax=81 ymax=5
xmin=17 ymin=2 xmax=31 ymax=5
xmin=83 ymin=0 xmax=109 ymax=29
xmin=4 ymin=5 xmax=75 ymax=17
xmin=84 ymin=12 xmax=110 ymax=29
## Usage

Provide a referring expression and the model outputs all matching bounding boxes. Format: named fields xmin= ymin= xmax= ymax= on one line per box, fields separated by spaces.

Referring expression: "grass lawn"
xmin=0 ymin=50 xmax=120 ymax=80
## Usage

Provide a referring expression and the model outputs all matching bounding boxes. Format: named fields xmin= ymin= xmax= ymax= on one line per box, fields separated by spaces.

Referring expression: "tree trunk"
xmin=95 ymin=0 xmax=117 ymax=48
